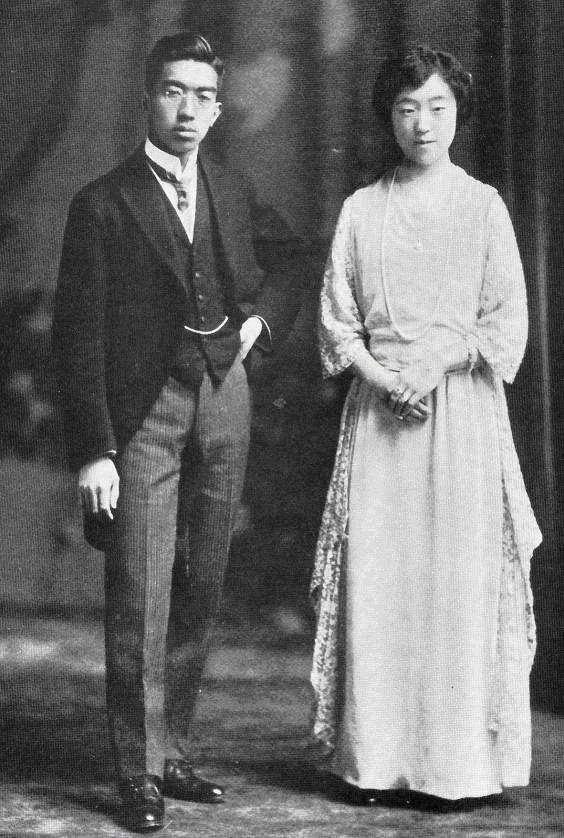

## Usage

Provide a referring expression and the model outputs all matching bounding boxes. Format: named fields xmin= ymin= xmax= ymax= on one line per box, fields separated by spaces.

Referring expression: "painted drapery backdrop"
xmin=1 ymin=0 xmax=563 ymax=708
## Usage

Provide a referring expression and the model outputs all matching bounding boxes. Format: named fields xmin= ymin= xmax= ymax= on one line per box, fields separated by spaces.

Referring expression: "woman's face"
xmin=391 ymin=72 xmax=457 ymax=169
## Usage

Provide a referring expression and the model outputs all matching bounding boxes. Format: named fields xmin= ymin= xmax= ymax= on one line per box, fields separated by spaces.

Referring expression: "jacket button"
xmin=197 ymin=293 xmax=204 ymax=301
xmin=200 ymin=315 xmax=206 ymax=323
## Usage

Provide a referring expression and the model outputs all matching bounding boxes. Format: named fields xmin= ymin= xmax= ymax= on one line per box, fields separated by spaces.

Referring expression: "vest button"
xmin=200 ymin=316 xmax=206 ymax=323
xmin=197 ymin=293 xmax=204 ymax=301
xmin=195 ymin=271 xmax=203 ymax=279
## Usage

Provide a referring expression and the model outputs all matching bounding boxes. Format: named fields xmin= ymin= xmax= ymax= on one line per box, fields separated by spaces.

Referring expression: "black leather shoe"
xmin=163 ymin=759 xmax=224 ymax=803
xmin=119 ymin=774 xmax=164 ymax=833
xmin=327 ymin=775 xmax=378 ymax=806
xmin=352 ymin=788 xmax=378 ymax=806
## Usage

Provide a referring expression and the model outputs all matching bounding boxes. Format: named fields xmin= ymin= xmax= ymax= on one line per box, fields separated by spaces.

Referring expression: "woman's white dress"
xmin=311 ymin=165 xmax=542 ymax=800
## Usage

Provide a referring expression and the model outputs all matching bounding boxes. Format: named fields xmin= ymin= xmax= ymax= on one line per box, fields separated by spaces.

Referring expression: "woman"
xmin=310 ymin=45 xmax=542 ymax=803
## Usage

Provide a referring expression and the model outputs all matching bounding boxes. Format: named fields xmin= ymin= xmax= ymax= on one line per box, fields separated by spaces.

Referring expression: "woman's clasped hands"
xmin=386 ymin=355 xmax=445 ymax=423
xmin=352 ymin=349 xmax=445 ymax=424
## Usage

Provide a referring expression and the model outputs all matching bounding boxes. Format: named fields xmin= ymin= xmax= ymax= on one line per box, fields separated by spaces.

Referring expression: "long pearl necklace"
xmin=380 ymin=166 xmax=453 ymax=343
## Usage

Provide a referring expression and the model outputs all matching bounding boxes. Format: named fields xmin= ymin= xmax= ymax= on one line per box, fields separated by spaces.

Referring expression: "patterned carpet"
xmin=0 ymin=615 xmax=563 ymax=837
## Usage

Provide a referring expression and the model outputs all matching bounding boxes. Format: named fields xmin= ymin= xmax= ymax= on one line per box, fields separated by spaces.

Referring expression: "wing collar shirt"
xmin=145 ymin=137 xmax=198 ymax=243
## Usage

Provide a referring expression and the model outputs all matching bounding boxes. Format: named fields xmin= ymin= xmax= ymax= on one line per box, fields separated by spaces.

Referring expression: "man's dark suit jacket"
xmin=53 ymin=145 xmax=304 ymax=473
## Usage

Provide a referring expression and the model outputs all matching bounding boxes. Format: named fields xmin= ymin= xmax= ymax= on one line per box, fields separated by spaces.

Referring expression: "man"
xmin=53 ymin=32 xmax=302 ymax=833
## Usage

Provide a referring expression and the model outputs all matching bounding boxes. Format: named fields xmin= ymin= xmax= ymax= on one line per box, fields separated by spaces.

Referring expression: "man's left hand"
xmin=239 ymin=317 xmax=263 ymax=360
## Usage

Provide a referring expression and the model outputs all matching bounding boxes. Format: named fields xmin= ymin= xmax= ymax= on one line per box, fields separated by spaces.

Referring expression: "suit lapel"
xmin=193 ymin=164 xmax=211 ymax=245
xmin=118 ymin=146 xmax=246 ymax=293
xmin=198 ymin=153 xmax=244 ymax=280
xmin=119 ymin=147 xmax=189 ymax=291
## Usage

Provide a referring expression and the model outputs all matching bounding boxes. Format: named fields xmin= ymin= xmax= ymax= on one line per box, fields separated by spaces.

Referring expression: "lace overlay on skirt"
xmin=310 ymin=375 xmax=540 ymax=758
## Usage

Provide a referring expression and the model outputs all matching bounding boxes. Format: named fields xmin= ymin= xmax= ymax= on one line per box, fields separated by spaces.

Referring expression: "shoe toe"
xmin=163 ymin=760 xmax=225 ymax=803
xmin=199 ymin=781 xmax=224 ymax=802
xmin=120 ymin=774 xmax=164 ymax=833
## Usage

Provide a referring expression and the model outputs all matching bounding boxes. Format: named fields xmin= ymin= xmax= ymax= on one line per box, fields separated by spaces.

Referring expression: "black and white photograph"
xmin=0 ymin=1 xmax=563 ymax=836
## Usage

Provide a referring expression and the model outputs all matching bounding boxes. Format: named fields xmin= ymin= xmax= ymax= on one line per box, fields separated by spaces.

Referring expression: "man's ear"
xmin=212 ymin=102 xmax=223 ymax=124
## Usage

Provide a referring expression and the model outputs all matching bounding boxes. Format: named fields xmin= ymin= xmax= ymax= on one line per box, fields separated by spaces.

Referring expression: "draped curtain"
xmin=1 ymin=0 xmax=562 ymax=705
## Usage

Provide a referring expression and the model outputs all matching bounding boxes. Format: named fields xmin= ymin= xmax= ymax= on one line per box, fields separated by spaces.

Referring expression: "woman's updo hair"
xmin=372 ymin=45 xmax=474 ymax=131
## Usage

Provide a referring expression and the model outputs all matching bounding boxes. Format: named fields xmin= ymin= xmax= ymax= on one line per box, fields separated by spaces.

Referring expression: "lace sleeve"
xmin=318 ymin=198 xmax=367 ymax=378
xmin=471 ymin=193 xmax=528 ymax=383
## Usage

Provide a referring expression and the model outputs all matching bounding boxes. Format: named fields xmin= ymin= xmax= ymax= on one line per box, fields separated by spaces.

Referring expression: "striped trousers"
xmin=104 ymin=359 xmax=250 ymax=778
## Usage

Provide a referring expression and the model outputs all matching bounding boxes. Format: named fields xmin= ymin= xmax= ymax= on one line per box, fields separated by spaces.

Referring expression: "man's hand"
xmin=78 ymin=456 xmax=120 ymax=520
xmin=239 ymin=316 xmax=263 ymax=360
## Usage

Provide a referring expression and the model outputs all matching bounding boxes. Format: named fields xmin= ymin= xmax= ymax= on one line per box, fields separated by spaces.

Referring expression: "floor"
xmin=1 ymin=615 xmax=564 ymax=837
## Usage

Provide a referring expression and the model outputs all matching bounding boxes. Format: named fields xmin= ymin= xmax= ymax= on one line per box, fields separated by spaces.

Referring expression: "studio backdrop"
xmin=0 ymin=0 xmax=562 ymax=707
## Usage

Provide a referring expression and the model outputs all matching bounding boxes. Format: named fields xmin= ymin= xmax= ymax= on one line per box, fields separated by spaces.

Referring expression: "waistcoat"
xmin=167 ymin=165 xmax=241 ymax=387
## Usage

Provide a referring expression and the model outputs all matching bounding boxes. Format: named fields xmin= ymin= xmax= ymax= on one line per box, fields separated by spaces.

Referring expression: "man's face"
xmin=145 ymin=60 xmax=222 ymax=163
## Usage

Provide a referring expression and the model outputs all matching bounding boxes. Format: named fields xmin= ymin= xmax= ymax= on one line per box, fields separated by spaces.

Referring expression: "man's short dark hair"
xmin=145 ymin=32 xmax=224 ymax=93
xmin=372 ymin=45 xmax=474 ymax=131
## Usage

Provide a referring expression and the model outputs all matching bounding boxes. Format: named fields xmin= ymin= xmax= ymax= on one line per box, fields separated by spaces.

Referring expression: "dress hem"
xmin=330 ymin=769 xmax=529 ymax=801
